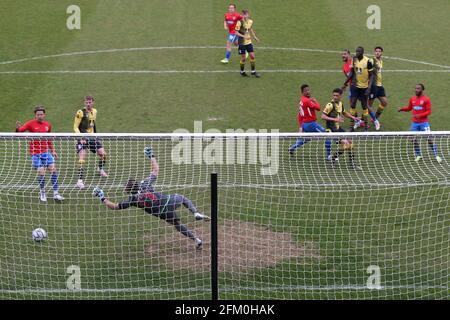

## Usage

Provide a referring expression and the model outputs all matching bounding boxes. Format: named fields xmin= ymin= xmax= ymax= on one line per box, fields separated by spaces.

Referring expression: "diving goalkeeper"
xmin=92 ymin=146 xmax=210 ymax=250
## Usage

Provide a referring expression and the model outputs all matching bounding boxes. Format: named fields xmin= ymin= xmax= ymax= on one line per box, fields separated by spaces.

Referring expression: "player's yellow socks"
xmin=240 ymin=60 xmax=245 ymax=73
xmin=362 ymin=109 xmax=369 ymax=128
xmin=250 ymin=57 xmax=256 ymax=72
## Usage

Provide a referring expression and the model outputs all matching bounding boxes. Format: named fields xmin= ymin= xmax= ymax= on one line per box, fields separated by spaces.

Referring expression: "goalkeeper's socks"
xmin=175 ymin=223 xmax=195 ymax=240
xmin=51 ymin=173 xmax=59 ymax=192
xmin=369 ymin=111 xmax=377 ymax=121
xmin=37 ymin=175 xmax=45 ymax=190
xmin=225 ymin=50 xmax=231 ymax=60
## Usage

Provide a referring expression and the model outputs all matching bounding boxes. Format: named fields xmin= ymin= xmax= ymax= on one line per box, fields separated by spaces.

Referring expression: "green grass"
xmin=0 ymin=0 xmax=449 ymax=299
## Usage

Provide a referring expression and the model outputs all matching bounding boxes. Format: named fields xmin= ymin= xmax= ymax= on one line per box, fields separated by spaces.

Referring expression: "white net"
xmin=0 ymin=132 xmax=448 ymax=300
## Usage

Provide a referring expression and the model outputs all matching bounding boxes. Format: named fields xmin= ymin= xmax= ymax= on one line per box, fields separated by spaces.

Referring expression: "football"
xmin=32 ymin=228 xmax=48 ymax=242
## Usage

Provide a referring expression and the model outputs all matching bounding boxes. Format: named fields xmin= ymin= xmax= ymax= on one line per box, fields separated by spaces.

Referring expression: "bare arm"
xmin=150 ymin=157 xmax=159 ymax=176
xmin=224 ymin=21 xmax=228 ymax=31
xmin=321 ymin=113 xmax=343 ymax=123
xmin=343 ymin=111 xmax=360 ymax=121
xmin=250 ymin=28 xmax=259 ymax=42
xmin=102 ymin=199 xmax=120 ymax=210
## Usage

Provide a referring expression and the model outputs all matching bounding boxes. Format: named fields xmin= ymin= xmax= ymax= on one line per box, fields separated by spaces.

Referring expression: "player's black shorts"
xmin=369 ymin=85 xmax=386 ymax=99
xmin=326 ymin=127 xmax=346 ymax=133
xmin=238 ymin=44 xmax=254 ymax=55
xmin=350 ymin=86 xmax=369 ymax=102
xmin=76 ymin=138 xmax=103 ymax=154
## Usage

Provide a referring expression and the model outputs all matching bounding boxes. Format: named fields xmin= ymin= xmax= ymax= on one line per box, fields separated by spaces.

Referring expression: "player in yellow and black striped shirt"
xmin=234 ymin=10 xmax=260 ymax=78
xmin=342 ymin=46 xmax=380 ymax=131
xmin=73 ymin=95 xmax=108 ymax=189
xmin=369 ymin=46 xmax=388 ymax=120
xmin=321 ymin=88 xmax=361 ymax=169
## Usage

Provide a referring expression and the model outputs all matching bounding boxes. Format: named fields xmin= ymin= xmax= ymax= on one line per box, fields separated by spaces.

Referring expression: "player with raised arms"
xmin=398 ymin=84 xmax=443 ymax=163
xmin=15 ymin=106 xmax=64 ymax=202
xmin=92 ymin=147 xmax=210 ymax=250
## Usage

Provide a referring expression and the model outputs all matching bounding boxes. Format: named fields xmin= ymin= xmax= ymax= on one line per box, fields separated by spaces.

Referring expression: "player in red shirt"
xmin=398 ymin=83 xmax=442 ymax=163
xmin=15 ymin=106 xmax=64 ymax=201
xmin=342 ymin=49 xmax=353 ymax=88
xmin=288 ymin=84 xmax=332 ymax=160
xmin=221 ymin=4 xmax=242 ymax=64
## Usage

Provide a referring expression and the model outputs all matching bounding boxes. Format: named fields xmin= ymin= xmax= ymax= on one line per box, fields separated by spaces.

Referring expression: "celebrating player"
xmin=398 ymin=84 xmax=442 ymax=163
xmin=321 ymin=88 xmax=361 ymax=169
xmin=92 ymin=147 xmax=210 ymax=250
xmin=221 ymin=4 xmax=242 ymax=64
xmin=73 ymin=96 xmax=108 ymax=189
xmin=343 ymin=46 xmax=380 ymax=131
xmin=234 ymin=9 xmax=260 ymax=77
xmin=15 ymin=106 xmax=64 ymax=202
xmin=288 ymin=84 xmax=332 ymax=160
xmin=369 ymin=46 xmax=388 ymax=120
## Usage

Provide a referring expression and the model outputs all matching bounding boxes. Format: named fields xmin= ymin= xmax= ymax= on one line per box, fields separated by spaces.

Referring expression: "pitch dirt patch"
xmin=144 ymin=219 xmax=320 ymax=272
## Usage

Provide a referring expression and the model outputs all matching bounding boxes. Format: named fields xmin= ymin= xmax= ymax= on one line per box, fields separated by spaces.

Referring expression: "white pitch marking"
xmin=0 ymin=46 xmax=449 ymax=69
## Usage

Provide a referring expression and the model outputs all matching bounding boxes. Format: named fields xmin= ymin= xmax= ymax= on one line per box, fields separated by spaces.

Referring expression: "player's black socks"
xmin=240 ymin=61 xmax=245 ymax=73
xmin=250 ymin=58 xmax=256 ymax=72
xmin=99 ymin=159 xmax=106 ymax=169
xmin=78 ymin=167 xmax=84 ymax=180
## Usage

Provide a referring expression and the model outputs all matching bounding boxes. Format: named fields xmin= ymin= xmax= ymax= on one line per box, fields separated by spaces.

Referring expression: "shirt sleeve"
xmin=73 ymin=110 xmax=83 ymax=133
xmin=17 ymin=121 xmax=31 ymax=132
xmin=323 ymin=103 xmax=333 ymax=115
xmin=117 ymin=195 xmax=136 ymax=210
xmin=367 ymin=58 xmax=374 ymax=72
xmin=235 ymin=21 xmax=241 ymax=32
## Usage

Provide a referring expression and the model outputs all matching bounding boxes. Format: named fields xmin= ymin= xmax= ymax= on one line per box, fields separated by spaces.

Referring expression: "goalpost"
xmin=0 ymin=132 xmax=448 ymax=300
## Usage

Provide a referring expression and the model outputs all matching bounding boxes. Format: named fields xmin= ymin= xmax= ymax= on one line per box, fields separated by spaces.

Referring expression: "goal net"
xmin=0 ymin=132 xmax=448 ymax=300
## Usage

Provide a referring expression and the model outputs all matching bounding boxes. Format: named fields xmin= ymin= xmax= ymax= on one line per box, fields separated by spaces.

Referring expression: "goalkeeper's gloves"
xmin=93 ymin=187 xmax=106 ymax=202
xmin=144 ymin=146 xmax=154 ymax=159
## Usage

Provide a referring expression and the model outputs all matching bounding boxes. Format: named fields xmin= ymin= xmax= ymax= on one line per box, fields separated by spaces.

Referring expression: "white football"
xmin=32 ymin=228 xmax=48 ymax=242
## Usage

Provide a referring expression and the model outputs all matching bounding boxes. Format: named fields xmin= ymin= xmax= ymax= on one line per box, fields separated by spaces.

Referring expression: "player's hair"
xmin=85 ymin=95 xmax=95 ymax=101
xmin=374 ymin=46 xmax=383 ymax=52
xmin=417 ymin=83 xmax=425 ymax=90
xmin=34 ymin=105 xmax=46 ymax=114
xmin=242 ymin=9 xmax=249 ymax=15
xmin=229 ymin=3 xmax=236 ymax=9
xmin=300 ymin=84 xmax=309 ymax=93
xmin=333 ymin=88 xmax=343 ymax=95
xmin=125 ymin=178 xmax=140 ymax=194
xmin=356 ymin=46 xmax=364 ymax=53
xmin=342 ymin=49 xmax=351 ymax=54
